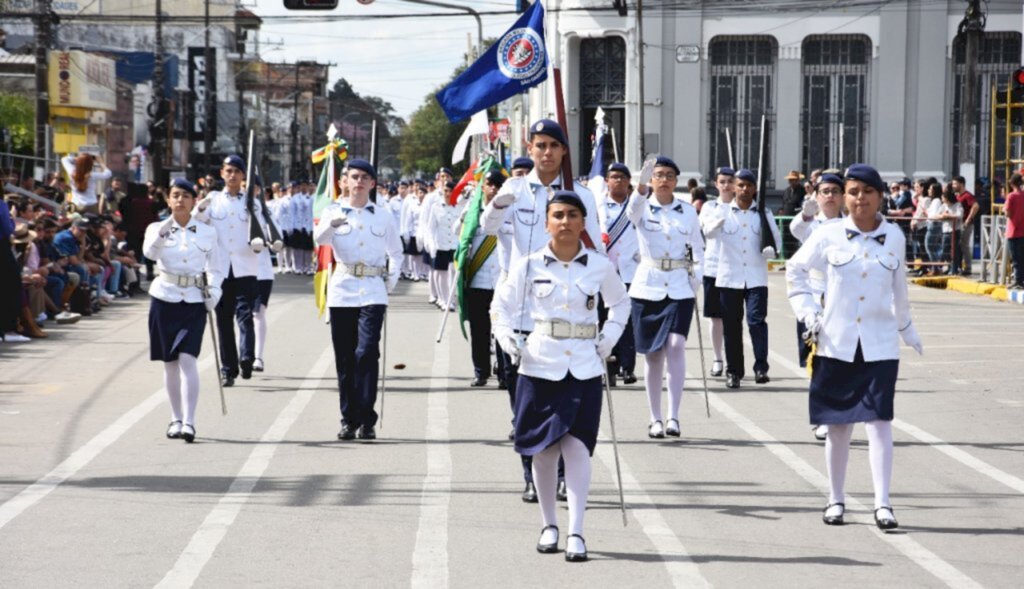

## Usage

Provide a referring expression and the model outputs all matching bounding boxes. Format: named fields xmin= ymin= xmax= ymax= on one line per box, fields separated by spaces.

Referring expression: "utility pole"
xmin=636 ymin=0 xmax=646 ymax=162
xmin=34 ymin=0 xmax=54 ymax=173
xmin=291 ymin=62 xmax=301 ymax=181
xmin=957 ymin=0 xmax=986 ymax=173
xmin=151 ymin=0 xmax=165 ymax=184
xmin=204 ymin=0 xmax=213 ymax=174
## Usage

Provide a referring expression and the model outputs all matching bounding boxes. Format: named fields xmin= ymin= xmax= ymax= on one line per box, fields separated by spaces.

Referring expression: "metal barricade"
xmin=980 ymin=215 xmax=1011 ymax=285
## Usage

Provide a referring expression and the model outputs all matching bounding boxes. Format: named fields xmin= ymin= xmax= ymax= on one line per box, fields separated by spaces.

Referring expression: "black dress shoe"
xmin=358 ymin=425 xmax=376 ymax=440
xmin=557 ymin=480 xmax=567 ymax=501
xmin=220 ymin=374 xmax=235 ymax=387
xmin=337 ymin=424 xmax=358 ymax=440
xmin=521 ymin=482 xmax=537 ymax=503
xmin=497 ymin=379 xmax=507 ymax=390
xmin=508 ymin=427 xmax=515 ymax=441
xmin=754 ymin=371 xmax=770 ymax=384
xmin=726 ymin=374 xmax=741 ymax=389
xmin=822 ymin=502 xmax=845 ymax=526
xmin=469 ymin=377 xmax=487 ymax=387
xmin=622 ymin=371 xmax=637 ymax=385
xmin=564 ymin=534 xmax=588 ymax=562
xmin=536 ymin=525 xmax=559 ymax=554
xmin=240 ymin=361 xmax=253 ymax=380
xmin=874 ymin=506 xmax=898 ymax=530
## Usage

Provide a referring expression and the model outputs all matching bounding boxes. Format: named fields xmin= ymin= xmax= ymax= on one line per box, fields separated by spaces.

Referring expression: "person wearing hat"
xmin=698 ymin=166 xmax=737 ymax=377
xmin=596 ymin=162 xmax=639 ymax=384
xmin=492 ymin=190 xmax=629 ymax=562
xmin=417 ymin=167 xmax=455 ymax=305
xmin=510 ymin=157 xmax=534 ymax=178
xmin=703 ymin=168 xmax=783 ymax=389
xmin=143 ymin=179 xmax=224 ymax=442
xmin=251 ymin=176 xmax=277 ymax=373
xmin=781 ymin=170 xmax=807 ymax=216
xmin=296 ymin=180 xmax=315 ymax=275
xmin=625 ymin=157 xmax=704 ymax=438
xmin=400 ymin=180 xmax=427 ymax=281
xmin=482 ymin=119 xmax=605 ymax=502
xmin=786 ymin=163 xmax=923 ymax=530
xmin=273 ymin=182 xmax=295 ymax=274
xmin=426 ymin=180 xmax=464 ymax=311
xmin=389 ymin=182 xmax=408 ymax=269
xmin=315 ymin=159 xmax=402 ymax=441
xmin=194 ymin=155 xmax=262 ymax=387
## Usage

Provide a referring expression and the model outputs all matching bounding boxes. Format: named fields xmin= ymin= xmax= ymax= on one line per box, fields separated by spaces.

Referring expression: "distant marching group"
xmin=141 ymin=118 xmax=924 ymax=563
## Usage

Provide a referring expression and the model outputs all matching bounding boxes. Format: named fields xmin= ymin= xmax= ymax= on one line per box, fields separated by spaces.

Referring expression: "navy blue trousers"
xmin=465 ymin=288 xmax=493 ymax=379
xmin=215 ymin=272 xmax=258 ymax=377
xmin=719 ymin=286 xmax=769 ymax=377
xmin=330 ymin=305 xmax=386 ymax=428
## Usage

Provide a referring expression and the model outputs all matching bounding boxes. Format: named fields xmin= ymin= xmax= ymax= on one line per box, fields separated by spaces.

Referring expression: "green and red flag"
xmin=311 ymin=137 xmax=348 ymax=317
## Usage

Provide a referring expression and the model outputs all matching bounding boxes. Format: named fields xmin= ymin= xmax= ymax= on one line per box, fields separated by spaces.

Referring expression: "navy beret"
xmin=289 ymin=180 xmax=300 ymax=188
xmin=438 ymin=167 xmax=453 ymax=177
xmin=445 ymin=180 xmax=456 ymax=190
xmin=653 ymin=156 xmax=680 ymax=176
xmin=399 ymin=180 xmax=409 ymax=186
xmin=607 ymin=162 xmax=631 ymax=178
xmin=388 ymin=186 xmax=398 ymax=196
xmin=844 ymin=163 xmax=885 ymax=193
xmin=546 ymin=190 xmax=587 ymax=217
xmin=736 ymin=169 xmax=757 ymax=184
xmin=414 ymin=178 xmax=427 ymax=186
xmin=484 ymin=169 xmax=506 ymax=187
xmin=511 ymin=157 xmax=534 ymax=171
xmin=715 ymin=166 xmax=735 ymax=177
xmin=223 ymin=155 xmax=245 ymax=173
xmin=170 ymin=178 xmax=197 ymax=197
xmin=529 ymin=119 xmax=567 ymax=146
xmin=347 ymin=158 xmax=377 ymax=181
xmin=817 ymin=173 xmax=844 ymax=188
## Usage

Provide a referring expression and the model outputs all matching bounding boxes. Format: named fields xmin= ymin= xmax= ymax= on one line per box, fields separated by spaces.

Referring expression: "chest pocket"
xmin=369 ymin=222 xmax=386 ymax=237
xmin=192 ymin=234 xmax=214 ymax=253
xmin=531 ymin=280 xmax=555 ymax=298
xmin=334 ymin=222 xmax=354 ymax=236
xmin=642 ymin=218 xmax=663 ymax=232
xmin=826 ymin=250 xmax=856 ymax=267
xmin=876 ymin=251 xmax=900 ymax=270
xmin=515 ymin=208 xmax=540 ymax=226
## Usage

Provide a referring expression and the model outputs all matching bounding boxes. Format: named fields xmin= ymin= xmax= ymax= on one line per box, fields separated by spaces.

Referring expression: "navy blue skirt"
xmin=422 ymin=251 xmax=433 ymax=266
xmin=402 ymin=237 xmax=420 ymax=255
xmin=809 ymin=344 xmax=899 ymax=424
xmin=149 ymin=298 xmax=207 ymax=362
xmin=431 ymin=249 xmax=454 ymax=270
xmin=514 ymin=374 xmax=603 ymax=457
xmin=631 ymin=297 xmax=695 ymax=354
xmin=702 ymin=275 xmax=723 ymax=318
xmin=257 ymin=279 xmax=273 ymax=308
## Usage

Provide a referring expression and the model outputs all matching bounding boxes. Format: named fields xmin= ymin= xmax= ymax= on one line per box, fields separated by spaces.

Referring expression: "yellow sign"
xmin=48 ymin=51 xmax=116 ymax=111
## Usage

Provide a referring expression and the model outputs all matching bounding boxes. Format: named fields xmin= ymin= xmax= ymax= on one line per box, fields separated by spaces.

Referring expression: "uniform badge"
xmin=586 ymin=295 xmax=596 ymax=310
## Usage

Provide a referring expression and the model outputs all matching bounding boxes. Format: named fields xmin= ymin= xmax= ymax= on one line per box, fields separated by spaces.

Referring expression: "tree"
xmin=327 ymin=78 xmax=405 ymax=173
xmin=0 ymin=92 xmax=34 ymax=155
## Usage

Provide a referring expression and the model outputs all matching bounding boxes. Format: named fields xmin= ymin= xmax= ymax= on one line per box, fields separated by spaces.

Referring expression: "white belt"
xmin=534 ymin=320 xmax=598 ymax=340
xmin=339 ymin=262 xmax=386 ymax=278
xmin=641 ymin=256 xmax=691 ymax=271
xmin=160 ymin=271 xmax=207 ymax=288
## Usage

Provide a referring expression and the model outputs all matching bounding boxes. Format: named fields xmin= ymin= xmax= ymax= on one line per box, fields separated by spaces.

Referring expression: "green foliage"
xmin=0 ymin=93 xmax=35 ymax=155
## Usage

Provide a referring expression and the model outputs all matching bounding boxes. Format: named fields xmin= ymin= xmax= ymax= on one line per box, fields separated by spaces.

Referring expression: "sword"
xmin=206 ymin=307 xmax=228 ymax=416
xmin=686 ymin=246 xmax=711 ymax=418
xmin=435 ymin=271 xmax=459 ymax=343
xmin=602 ymin=355 xmax=628 ymax=527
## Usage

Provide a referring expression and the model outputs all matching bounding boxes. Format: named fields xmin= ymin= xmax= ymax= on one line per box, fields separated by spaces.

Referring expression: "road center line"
xmin=410 ymin=326 xmax=452 ymax=589
xmin=154 ymin=346 xmax=334 ymax=589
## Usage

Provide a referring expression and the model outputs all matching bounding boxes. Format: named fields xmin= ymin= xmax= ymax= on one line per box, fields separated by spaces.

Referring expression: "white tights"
xmin=164 ymin=353 xmax=200 ymax=426
xmin=644 ymin=333 xmax=688 ymax=422
xmin=254 ymin=304 xmax=267 ymax=360
xmin=436 ymin=268 xmax=451 ymax=307
xmin=708 ymin=318 xmax=724 ymax=362
xmin=428 ymin=269 xmax=439 ymax=300
xmin=531 ymin=435 xmax=591 ymax=537
xmin=825 ymin=421 xmax=894 ymax=508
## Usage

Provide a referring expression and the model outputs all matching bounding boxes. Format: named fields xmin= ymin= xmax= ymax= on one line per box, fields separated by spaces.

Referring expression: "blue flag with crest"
xmin=435 ymin=1 xmax=548 ymax=122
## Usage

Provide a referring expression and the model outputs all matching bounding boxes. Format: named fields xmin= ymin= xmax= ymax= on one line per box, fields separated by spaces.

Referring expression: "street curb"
xmin=911 ymin=275 xmax=1022 ymax=305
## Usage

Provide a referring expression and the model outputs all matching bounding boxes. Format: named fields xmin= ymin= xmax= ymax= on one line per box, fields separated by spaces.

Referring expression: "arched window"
xmin=801 ymin=35 xmax=871 ymax=172
xmin=579 ymin=36 xmax=626 ymax=174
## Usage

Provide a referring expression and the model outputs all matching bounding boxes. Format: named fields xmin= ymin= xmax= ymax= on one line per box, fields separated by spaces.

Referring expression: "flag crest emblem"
xmin=498 ymin=28 xmax=545 ymax=81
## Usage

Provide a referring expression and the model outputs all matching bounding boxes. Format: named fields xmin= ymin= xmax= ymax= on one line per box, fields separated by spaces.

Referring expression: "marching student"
xmin=698 ymin=167 xmax=736 ymax=377
xmin=626 ymin=157 xmax=704 ymax=438
xmin=314 ymin=159 xmax=402 ymax=441
xmin=786 ymin=164 xmax=923 ymax=530
xmin=144 ymin=179 xmax=223 ymax=443
xmin=492 ymin=190 xmax=629 ymax=562
xmin=427 ymin=181 xmax=463 ymax=310
xmin=252 ymin=177 xmax=276 ymax=373
xmin=418 ymin=168 xmax=455 ymax=304
xmin=596 ymin=162 xmax=639 ymax=384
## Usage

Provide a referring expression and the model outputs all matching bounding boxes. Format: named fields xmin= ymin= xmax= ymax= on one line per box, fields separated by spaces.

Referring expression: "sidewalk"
xmin=911 ymin=274 xmax=1024 ymax=305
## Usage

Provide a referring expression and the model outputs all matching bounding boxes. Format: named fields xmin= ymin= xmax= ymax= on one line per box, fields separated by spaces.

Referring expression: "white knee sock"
xmin=665 ymin=333 xmax=687 ymax=421
xmin=179 ymin=353 xmax=201 ymax=427
xmin=531 ymin=443 xmax=561 ymax=528
xmin=644 ymin=349 xmax=666 ymax=422
xmin=284 ymin=247 xmax=293 ymax=271
xmin=825 ymin=423 xmax=854 ymax=504
xmin=429 ymin=270 xmax=439 ymax=300
xmin=254 ymin=304 xmax=267 ymax=360
xmin=560 ymin=435 xmax=592 ymax=537
xmin=865 ymin=420 xmax=894 ymax=508
xmin=164 ymin=360 xmax=183 ymax=422
xmin=437 ymin=269 xmax=450 ymax=306
xmin=709 ymin=318 xmax=724 ymax=362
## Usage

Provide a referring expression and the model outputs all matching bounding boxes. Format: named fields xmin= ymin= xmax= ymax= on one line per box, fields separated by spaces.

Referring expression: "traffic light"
xmin=284 ymin=0 xmax=338 ymax=9
xmin=613 ymin=0 xmax=628 ymax=16
xmin=1012 ymin=67 xmax=1024 ymax=102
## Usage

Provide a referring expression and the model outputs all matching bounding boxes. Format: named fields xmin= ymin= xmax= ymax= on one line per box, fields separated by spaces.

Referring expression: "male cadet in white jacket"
xmin=481 ymin=118 xmax=605 ymax=503
xmin=703 ymin=168 xmax=782 ymax=389
xmin=596 ymin=162 xmax=639 ymax=383
xmin=194 ymin=155 xmax=262 ymax=387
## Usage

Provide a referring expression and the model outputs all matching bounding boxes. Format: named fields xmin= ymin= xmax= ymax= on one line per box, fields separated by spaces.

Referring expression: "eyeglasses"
xmin=653 ymin=172 xmax=677 ymax=180
xmin=607 ymin=174 xmax=628 ymax=181
xmin=818 ymin=188 xmax=842 ymax=196
xmin=349 ymin=173 xmax=373 ymax=182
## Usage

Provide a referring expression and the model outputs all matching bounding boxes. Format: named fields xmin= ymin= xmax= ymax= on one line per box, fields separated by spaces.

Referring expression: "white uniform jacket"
xmin=464 ymin=226 xmax=501 ymax=290
xmin=493 ymin=245 xmax=629 ymax=381
xmin=143 ymin=217 xmax=225 ymax=305
xmin=417 ymin=190 xmax=442 ymax=252
xmin=314 ymin=200 xmax=403 ymax=307
xmin=597 ymin=194 xmax=639 ymax=284
xmin=400 ymin=196 xmax=421 ymax=240
xmin=626 ymin=192 xmax=704 ymax=302
xmin=698 ymin=198 xmax=728 ymax=277
xmin=428 ymin=198 xmax=464 ymax=252
xmin=786 ymin=216 xmax=914 ymax=363
xmin=705 ymin=201 xmax=782 ymax=290
xmin=193 ymin=189 xmax=263 ymax=278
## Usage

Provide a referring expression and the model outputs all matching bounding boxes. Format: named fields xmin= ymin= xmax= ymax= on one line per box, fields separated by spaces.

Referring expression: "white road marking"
xmin=0 ymin=300 xmax=299 ymax=532
xmin=594 ymin=436 xmax=711 ymax=588
xmin=410 ymin=325 xmax=452 ymax=589
xmin=155 ymin=347 xmax=334 ymax=589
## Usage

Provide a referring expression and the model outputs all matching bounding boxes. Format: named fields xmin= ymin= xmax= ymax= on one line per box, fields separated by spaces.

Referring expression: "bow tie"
xmin=544 ymin=254 xmax=588 ymax=266
xmin=650 ymin=203 xmax=683 ymax=213
xmin=171 ymin=225 xmax=198 ymax=234
xmin=342 ymin=205 xmax=375 ymax=214
xmin=846 ymin=229 xmax=886 ymax=245
xmin=531 ymin=184 xmax=561 ymax=192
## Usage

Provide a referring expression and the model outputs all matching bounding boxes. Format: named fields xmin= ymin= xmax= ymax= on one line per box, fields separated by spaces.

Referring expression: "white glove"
xmin=688 ymin=274 xmax=701 ymax=294
xmin=204 ymin=286 xmax=222 ymax=312
xmin=500 ymin=333 xmax=525 ymax=365
xmin=761 ymin=246 xmax=776 ymax=259
xmin=801 ymin=196 xmax=819 ymax=218
xmin=802 ymin=313 xmax=822 ymax=344
xmin=330 ymin=213 xmax=347 ymax=228
xmin=157 ymin=217 xmax=176 ymax=238
xmin=596 ymin=334 xmax=615 ymax=359
xmin=250 ymin=237 xmax=265 ymax=253
xmin=637 ymin=157 xmax=657 ymax=186
xmin=386 ymin=273 xmax=399 ymax=294
xmin=703 ymin=215 xmax=726 ymax=234
xmin=900 ymin=325 xmax=924 ymax=356
xmin=270 ymin=239 xmax=285 ymax=253
xmin=492 ymin=190 xmax=516 ymax=208
xmin=195 ymin=196 xmax=213 ymax=213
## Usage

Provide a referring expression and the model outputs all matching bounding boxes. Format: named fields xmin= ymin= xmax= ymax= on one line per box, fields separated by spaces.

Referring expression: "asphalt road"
xmin=1 ymin=273 xmax=1022 ymax=588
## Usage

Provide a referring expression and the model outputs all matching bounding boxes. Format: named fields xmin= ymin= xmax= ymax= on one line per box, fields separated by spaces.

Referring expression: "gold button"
xmin=861 ymin=272 xmax=867 ymax=278
xmin=742 ymin=236 xmax=746 ymax=240
xmin=859 ymin=296 xmax=865 ymax=301
xmin=563 ymin=263 xmax=569 ymax=269
xmin=359 ymin=242 xmax=364 ymax=246
xmin=564 ymin=350 xmax=571 ymax=356
xmin=563 ymin=285 xmax=568 ymax=290
xmin=667 ymin=236 xmax=672 ymax=241
xmin=856 ymin=317 xmax=861 ymax=323
xmin=742 ymin=223 xmax=747 ymax=227
xmin=664 ymin=282 xmax=669 ymax=286
xmin=563 ymin=305 xmax=570 ymax=310
xmin=864 ymin=253 xmax=869 ymax=259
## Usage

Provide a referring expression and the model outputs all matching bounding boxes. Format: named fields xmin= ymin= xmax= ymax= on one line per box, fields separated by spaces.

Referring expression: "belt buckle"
xmin=661 ymin=259 xmax=672 ymax=271
xmin=177 ymin=275 xmax=189 ymax=287
xmin=551 ymin=320 xmax=570 ymax=339
xmin=352 ymin=263 xmax=365 ymax=278
xmin=196 ymin=275 xmax=207 ymax=288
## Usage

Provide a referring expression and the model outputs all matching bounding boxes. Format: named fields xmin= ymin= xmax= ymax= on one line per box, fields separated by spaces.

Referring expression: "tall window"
xmin=951 ymin=32 xmax=1022 ymax=175
xmin=801 ymin=35 xmax=870 ymax=173
xmin=708 ymin=36 xmax=776 ymax=184
xmin=579 ymin=37 xmax=626 ymax=174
